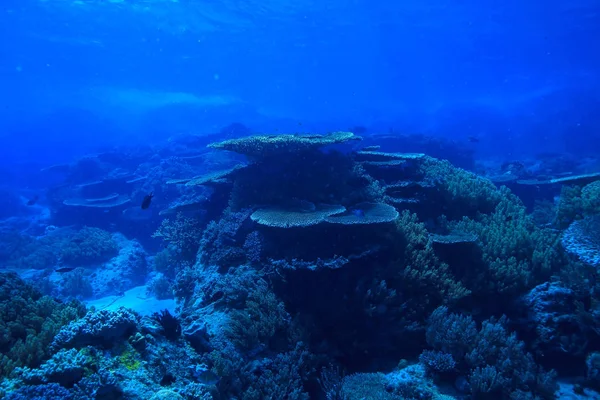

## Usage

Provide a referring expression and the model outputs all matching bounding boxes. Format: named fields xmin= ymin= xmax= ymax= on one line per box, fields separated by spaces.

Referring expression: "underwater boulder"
xmin=520 ymin=281 xmax=592 ymax=364
xmin=52 ymin=307 xmax=138 ymax=350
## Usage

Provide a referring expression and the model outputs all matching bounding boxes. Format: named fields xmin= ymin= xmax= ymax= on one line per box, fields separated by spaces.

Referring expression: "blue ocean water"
xmin=1 ymin=0 xmax=600 ymax=398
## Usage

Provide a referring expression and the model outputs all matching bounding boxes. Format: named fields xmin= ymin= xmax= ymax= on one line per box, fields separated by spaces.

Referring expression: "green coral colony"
xmin=2 ymin=130 xmax=600 ymax=399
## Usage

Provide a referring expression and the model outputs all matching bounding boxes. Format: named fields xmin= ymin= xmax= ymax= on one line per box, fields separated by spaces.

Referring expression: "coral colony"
xmin=2 ymin=131 xmax=600 ymax=399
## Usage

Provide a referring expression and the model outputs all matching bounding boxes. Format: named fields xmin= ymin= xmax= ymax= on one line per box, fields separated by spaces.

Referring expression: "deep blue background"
xmin=1 ymin=0 xmax=599 ymax=169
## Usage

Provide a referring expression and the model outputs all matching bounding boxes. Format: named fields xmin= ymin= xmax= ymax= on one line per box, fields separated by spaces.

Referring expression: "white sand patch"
xmin=86 ymin=285 xmax=175 ymax=316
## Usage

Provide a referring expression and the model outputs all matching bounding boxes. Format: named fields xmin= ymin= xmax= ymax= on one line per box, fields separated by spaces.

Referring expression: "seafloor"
xmin=2 ymin=129 xmax=600 ymax=399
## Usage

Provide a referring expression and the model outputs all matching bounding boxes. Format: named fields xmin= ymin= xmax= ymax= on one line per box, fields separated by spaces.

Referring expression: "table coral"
xmin=208 ymin=131 xmax=360 ymax=158
xmin=563 ymin=216 xmax=600 ymax=267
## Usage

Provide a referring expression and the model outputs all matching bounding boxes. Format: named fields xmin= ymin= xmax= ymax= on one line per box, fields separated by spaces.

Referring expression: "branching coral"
xmin=424 ymin=306 xmax=557 ymax=399
xmin=153 ymin=212 xmax=204 ymax=263
xmin=551 ymin=181 xmax=600 ymax=230
xmin=417 ymin=157 xmax=502 ymax=217
xmin=3 ymin=227 xmax=118 ymax=270
xmin=425 ymin=306 xmax=477 ymax=360
xmin=0 ymin=273 xmax=86 ymax=379
xmin=199 ymin=208 xmax=253 ymax=268
xmin=419 ymin=350 xmax=456 ymax=374
xmin=243 ymin=230 xmax=264 ymax=265
xmin=394 ymin=211 xmax=469 ymax=305
xmin=554 ymin=185 xmax=584 ymax=229
xmin=449 ymin=188 xmax=560 ymax=296
xmin=210 ymin=342 xmax=314 ymax=400
xmin=3 ymin=233 xmax=60 ymax=270
xmin=582 ymin=181 xmax=600 ymax=216
xmin=190 ymin=265 xmax=263 ymax=311
xmin=225 ymin=281 xmax=291 ymax=352
xmin=60 ymin=227 xmax=119 ymax=265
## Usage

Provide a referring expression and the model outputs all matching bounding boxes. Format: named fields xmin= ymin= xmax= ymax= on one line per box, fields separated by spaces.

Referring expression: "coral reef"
xmin=7 ymin=130 xmax=600 ymax=399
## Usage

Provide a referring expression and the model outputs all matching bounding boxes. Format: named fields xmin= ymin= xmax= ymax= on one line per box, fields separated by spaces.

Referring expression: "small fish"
xmin=141 ymin=192 xmax=154 ymax=210
xmin=27 ymin=195 xmax=39 ymax=206
xmin=71 ymin=238 xmax=85 ymax=244
xmin=55 ymin=267 xmax=77 ymax=273
xmin=467 ymin=136 xmax=480 ymax=143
